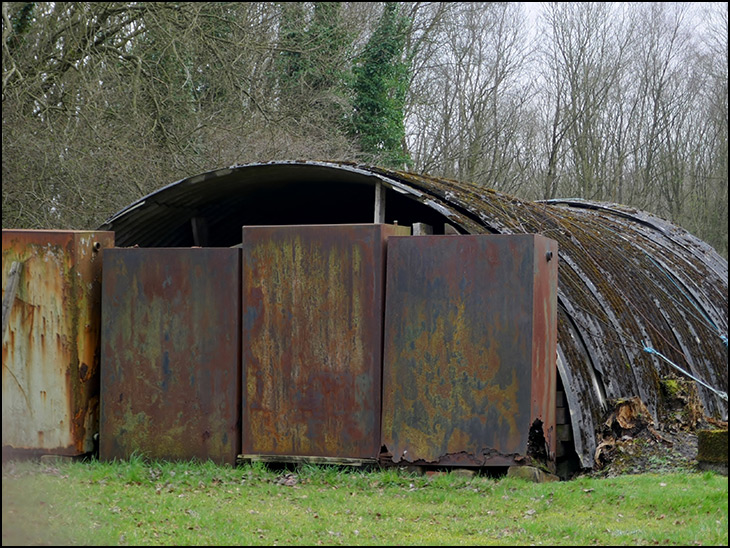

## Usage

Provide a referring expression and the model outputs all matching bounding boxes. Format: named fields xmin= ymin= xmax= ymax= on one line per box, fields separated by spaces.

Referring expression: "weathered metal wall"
xmin=381 ymin=234 xmax=558 ymax=467
xmin=242 ymin=224 xmax=409 ymax=459
xmin=100 ymin=248 xmax=241 ymax=465
xmin=2 ymin=229 xmax=114 ymax=456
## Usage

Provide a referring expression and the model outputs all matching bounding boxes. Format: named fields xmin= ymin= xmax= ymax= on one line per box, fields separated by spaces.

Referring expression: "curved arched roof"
xmin=99 ymin=160 xmax=729 ymax=468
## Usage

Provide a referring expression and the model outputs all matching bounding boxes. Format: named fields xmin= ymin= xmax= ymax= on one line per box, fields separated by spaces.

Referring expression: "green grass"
xmin=2 ymin=456 xmax=727 ymax=546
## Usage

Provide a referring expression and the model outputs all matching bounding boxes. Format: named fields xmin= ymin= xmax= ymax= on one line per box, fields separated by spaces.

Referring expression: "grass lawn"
xmin=2 ymin=456 xmax=727 ymax=546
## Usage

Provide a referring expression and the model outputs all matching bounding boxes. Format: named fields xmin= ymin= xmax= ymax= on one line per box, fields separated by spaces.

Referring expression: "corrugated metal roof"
xmin=99 ymin=160 xmax=729 ymax=468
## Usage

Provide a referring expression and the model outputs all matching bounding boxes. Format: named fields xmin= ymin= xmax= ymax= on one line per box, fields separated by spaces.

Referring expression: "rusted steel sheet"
xmin=100 ymin=248 xmax=241 ymax=465
xmin=382 ymin=234 xmax=558 ymax=467
xmin=242 ymin=224 xmax=410 ymax=459
xmin=2 ymin=229 xmax=114 ymax=456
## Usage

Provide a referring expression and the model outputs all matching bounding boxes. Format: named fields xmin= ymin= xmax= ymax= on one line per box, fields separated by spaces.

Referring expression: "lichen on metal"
xmin=99 ymin=160 xmax=728 ymax=469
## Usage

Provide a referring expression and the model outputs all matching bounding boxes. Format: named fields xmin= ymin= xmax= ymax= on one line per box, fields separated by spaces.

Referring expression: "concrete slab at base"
xmin=697 ymin=429 xmax=728 ymax=476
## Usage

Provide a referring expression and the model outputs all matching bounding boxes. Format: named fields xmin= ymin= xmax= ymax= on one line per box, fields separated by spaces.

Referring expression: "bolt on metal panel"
xmin=242 ymin=224 xmax=410 ymax=460
xmin=2 ymin=229 xmax=114 ymax=457
xmin=100 ymin=248 xmax=241 ymax=465
xmin=381 ymin=234 xmax=558 ymax=467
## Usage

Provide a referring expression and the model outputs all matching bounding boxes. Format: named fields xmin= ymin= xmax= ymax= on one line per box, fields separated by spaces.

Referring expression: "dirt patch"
xmin=583 ymin=379 xmax=728 ymax=478
xmin=589 ymin=424 xmax=702 ymax=478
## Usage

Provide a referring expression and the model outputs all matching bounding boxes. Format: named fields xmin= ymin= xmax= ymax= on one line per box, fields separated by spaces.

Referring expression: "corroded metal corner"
xmin=2 ymin=229 xmax=114 ymax=456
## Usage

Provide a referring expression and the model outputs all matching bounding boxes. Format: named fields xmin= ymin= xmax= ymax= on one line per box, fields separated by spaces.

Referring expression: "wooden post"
xmin=413 ymin=223 xmax=433 ymax=235
xmin=2 ymin=261 xmax=22 ymax=339
xmin=374 ymin=182 xmax=386 ymax=224
xmin=191 ymin=217 xmax=209 ymax=247
xmin=444 ymin=223 xmax=460 ymax=235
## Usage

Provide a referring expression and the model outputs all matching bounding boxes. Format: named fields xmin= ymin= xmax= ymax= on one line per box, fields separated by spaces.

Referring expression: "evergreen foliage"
xmin=350 ymin=2 xmax=412 ymax=168
xmin=276 ymin=2 xmax=354 ymax=129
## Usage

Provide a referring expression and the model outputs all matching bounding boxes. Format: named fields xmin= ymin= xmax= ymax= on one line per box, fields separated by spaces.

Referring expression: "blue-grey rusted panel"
xmin=242 ymin=224 xmax=409 ymax=459
xmin=382 ymin=234 xmax=558 ymax=467
xmin=100 ymin=247 xmax=241 ymax=465
xmin=2 ymin=229 xmax=114 ymax=457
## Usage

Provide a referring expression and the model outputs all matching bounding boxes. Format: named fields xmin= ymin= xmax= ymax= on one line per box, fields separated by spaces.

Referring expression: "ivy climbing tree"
xmin=350 ymin=2 xmax=411 ymax=168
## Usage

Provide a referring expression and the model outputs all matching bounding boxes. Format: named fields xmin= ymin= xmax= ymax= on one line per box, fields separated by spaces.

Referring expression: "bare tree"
xmin=2 ymin=2 xmax=727 ymax=257
xmin=406 ymin=2 xmax=531 ymax=194
xmin=680 ymin=2 xmax=728 ymax=255
xmin=2 ymin=2 xmax=362 ymax=230
xmin=535 ymin=2 xmax=634 ymax=201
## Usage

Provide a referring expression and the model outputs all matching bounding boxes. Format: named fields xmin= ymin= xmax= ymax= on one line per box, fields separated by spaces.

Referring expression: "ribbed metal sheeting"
xmin=99 ymin=160 xmax=729 ymax=469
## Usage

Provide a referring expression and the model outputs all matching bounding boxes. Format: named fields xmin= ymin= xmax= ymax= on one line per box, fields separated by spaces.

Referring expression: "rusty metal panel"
xmin=2 ymin=229 xmax=114 ymax=457
xmin=381 ymin=234 xmax=558 ymax=467
xmin=531 ymin=236 xmax=559 ymax=461
xmin=242 ymin=224 xmax=410 ymax=459
xmin=100 ymin=248 xmax=241 ymax=465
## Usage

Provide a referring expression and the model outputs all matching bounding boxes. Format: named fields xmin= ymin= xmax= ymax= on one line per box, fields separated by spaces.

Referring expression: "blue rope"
xmin=644 ymin=346 xmax=728 ymax=402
